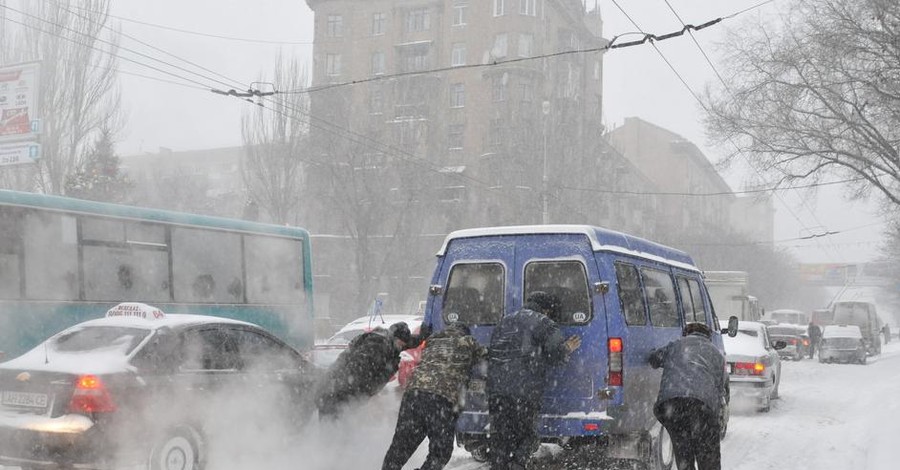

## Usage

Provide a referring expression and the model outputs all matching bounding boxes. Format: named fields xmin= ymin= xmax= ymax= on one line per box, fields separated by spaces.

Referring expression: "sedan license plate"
xmin=469 ymin=379 xmax=486 ymax=394
xmin=1 ymin=390 xmax=49 ymax=409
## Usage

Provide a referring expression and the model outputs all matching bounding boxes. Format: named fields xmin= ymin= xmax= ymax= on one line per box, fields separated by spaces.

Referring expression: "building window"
xmin=369 ymin=87 xmax=384 ymax=114
xmin=450 ymin=83 xmax=465 ymax=108
xmin=451 ymin=43 xmax=467 ymax=67
xmin=403 ymin=51 xmax=429 ymax=72
xmin=453 ymin=2 xmax=468 ymax=26
xmin=519 ymin=0 xmax=537 ymax=16
xmin=372 ymin=51 xmax=385 ymax=75
xmin=492 ymin=33 xmax=508 ymax=59
xmin=518 ymin=33 xmax=534 ymax=57
xmin=326 ymin=14 xmax=343 ymax=38
xmin=492 ymin=76 xmax=507 ymax=102
xmin=372 ymin=12 xmax=386 ymax=36
xmin=520 ymin=79 xmax=534 ymax=102
xmin=489 ymin=118 xmax=503 ymax=146
xmin=448 ymin=124 xmax=465 ymax=149
xmin=406 ymin=8 xmax=431 ymax=32
xmin=493 ymin=0 xmax=506 ymax=17
xmin=325 ymin=53 xmax=342 ymax=76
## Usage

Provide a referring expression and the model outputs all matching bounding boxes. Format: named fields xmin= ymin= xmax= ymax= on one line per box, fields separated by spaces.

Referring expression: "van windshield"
xmin=443 ymin=262 xmax=505 ymax=325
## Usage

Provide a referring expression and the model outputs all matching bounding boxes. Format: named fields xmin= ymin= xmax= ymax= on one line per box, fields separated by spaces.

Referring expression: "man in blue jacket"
xmin=649 ymin=322 xmax=726 ymax=470
xmin=487 ymin=291 xmax=581 ymax=470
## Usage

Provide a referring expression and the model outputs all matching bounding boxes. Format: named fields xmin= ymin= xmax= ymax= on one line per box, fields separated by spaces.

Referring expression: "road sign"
xmin=0 ymin=141 xmax=40 ymax=166
xmin=0 ymin=62 xmax=41 ymax=142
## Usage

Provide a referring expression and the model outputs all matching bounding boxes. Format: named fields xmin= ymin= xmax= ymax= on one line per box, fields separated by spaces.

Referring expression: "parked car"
xmin=722 ymin=321 xmax=785 ymax=412
xmin=764 ymin=308 xmax=810 ymax=326
xmin=0 ymin=303 xmax=319 ymax=469
xmin=767 ymin=324 xmax=810 ymax=361
xmin=819 ymin=325 xmax=867 ymax=365
xmin=309 ymin=314 xmax=424 ymax=389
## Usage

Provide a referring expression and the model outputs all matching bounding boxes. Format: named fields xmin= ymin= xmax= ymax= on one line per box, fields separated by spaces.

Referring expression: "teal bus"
xmin=0 ymin=190 xmax=314 ymax=360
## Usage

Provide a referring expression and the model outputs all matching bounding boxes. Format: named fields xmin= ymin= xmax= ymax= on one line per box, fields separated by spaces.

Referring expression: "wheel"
xmin=860 ymin=355 xmax=867 ymax=365
xmin=759 ymin=393 xmax=771 ymax=412
xmin=148 ymin=426 xmax=204 ymax=470
xmin=771 ymin=376 xmax=779 ymax=400
xmin=470 ymin=445 xmax=489 ymax=463
xmin=651 ymin=426 xmax=675 ymax=470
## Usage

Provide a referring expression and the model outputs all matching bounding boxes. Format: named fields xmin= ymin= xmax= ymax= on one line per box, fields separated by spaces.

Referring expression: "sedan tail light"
xmin=733 ymin=362 xmax=766 ymax=376
xmin=68 ymin=375 xmax=116 ymax=414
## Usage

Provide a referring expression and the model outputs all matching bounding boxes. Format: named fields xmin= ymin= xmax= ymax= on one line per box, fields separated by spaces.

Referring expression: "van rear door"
xmin=517 ymin=234 xmax=606 ymax=413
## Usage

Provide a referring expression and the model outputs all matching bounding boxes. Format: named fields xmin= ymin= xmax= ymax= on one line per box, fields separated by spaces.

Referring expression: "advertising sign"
xmin=0 ymin=62 xmax=40 ymax=141
xmin=0 ymin=141 xmax=40 ymax=166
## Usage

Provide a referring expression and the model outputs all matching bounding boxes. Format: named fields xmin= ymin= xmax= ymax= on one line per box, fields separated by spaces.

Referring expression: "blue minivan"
xmin=423 ymin=225 xmax=733 ymax=468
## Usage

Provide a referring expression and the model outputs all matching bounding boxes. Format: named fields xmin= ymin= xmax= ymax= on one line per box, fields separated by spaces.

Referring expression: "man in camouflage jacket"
xmin=381 ymin=322 xmax=486 ymax=470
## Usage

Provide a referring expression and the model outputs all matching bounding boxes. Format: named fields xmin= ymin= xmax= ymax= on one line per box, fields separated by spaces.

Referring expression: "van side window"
xmin=688 ymin=278 xmax=708 ymax=323
xmin=524 ymin=261 xmax=592 ymax=324
xmin=443 ymin=262 xmax=504 ymax=325
xmin=641 ymin=267 xmax=679 ymax=328
xmin=677 ymin=276 xmax=707 ymax=323
xmin=615 ymin=262 xmax=647 ymax=326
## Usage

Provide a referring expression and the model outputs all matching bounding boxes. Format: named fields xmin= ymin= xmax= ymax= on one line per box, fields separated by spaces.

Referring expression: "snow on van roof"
xmin=438 ymin=225 xmax=697 ymax=271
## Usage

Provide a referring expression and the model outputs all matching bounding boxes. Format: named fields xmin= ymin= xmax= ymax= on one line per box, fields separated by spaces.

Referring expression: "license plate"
xmin=1 ymin=390 xmax=49 ymax=408
xmin=469 ymin=379 xmax=486 ymax=394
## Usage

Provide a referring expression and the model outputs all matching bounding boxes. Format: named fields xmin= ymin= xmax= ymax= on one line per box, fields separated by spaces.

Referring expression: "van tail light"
xmin=68 ymin=375 xmax=116 ymax=413
xmin=733 ymin=362 xmax=765 ymax=376
xmin=608 ymin=338 xmax=623 ymax=386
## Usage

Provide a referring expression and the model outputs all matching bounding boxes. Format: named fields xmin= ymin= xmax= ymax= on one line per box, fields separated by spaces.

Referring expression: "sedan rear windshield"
xmin=53 ymin=326 xmax=150 ymax=355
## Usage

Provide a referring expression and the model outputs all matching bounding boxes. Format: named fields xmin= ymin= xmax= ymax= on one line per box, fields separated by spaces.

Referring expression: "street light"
xmin=542 ymin=100 xmax=550 ymax=225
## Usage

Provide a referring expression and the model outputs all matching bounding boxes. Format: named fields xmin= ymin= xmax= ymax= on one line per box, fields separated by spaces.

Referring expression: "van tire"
xmin=651 ymin=426 xmax=675 ymax=470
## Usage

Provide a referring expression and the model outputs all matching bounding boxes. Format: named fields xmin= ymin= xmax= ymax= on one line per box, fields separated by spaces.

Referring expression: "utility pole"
xmin=542 ymin=100 xmax=550 ymax=224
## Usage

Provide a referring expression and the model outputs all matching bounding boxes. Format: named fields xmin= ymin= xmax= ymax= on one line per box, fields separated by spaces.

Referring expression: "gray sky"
xmin=109 ymin=0 xmax=883 ymax=264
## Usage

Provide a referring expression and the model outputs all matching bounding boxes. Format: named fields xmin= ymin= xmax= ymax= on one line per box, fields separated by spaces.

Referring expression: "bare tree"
xmin=706 ymin=0 xmax=900 ymax=205
xmin=1 ymin=0 xmax=123 ymax=195
xmin=241 ymin=55 xmax=309 ymax=224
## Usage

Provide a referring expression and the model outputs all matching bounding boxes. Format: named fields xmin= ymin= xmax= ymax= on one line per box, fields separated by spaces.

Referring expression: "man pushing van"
xmin=649 ymin=322 xmax=726 ymax=470
xmin=486 ymin=291 xmax=581 ymax=470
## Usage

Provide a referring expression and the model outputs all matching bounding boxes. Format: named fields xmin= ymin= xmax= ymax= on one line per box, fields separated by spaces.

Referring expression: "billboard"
xmin=0 ymin=62 xmax=40 ymax=141
xmin=0 ymin=141 xmax=40 ymax=167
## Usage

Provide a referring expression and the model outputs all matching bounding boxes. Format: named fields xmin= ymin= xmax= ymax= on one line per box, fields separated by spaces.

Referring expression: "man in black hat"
xmin=316 ymin=321 xmax=429 ymax=420
xmin=649 ymin=322 xmax=726 ymax=470
xmin=486 ymin=291 xmax=581 ymax=470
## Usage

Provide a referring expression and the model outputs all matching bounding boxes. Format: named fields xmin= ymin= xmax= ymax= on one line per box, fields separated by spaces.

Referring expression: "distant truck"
xmin=704 ymin=271 xmax=762 ymax=321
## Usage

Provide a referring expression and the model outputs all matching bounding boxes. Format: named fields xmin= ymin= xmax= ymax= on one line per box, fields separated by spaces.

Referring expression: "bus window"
xmin=82 ymin=217 xmax=170 ymax=302
xmin=641 ymin=267 xmax=679 ymax=328
xmin=245 ymin=236 xmax=305 ymax=304
xmin=443 ymin=263 xmax=504 ymax=325
xmin=524 ymin=260 xmax=592 ymax=325
xmin=24 ymin=212 xmax=78 ymax=300
xmin=172 ymin=228 xmax=243 ymax=303
xmin=0 ymin=207 xmax=22 ymax=299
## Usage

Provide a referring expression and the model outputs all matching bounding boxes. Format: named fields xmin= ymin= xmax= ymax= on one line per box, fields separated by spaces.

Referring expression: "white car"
xmin=722 ymin=321 xmax=786 ymax=412
xmin=819 ymin=325 xmax=867 ymax=364
xmin=310 ymin=314 xmax=424 ymax=369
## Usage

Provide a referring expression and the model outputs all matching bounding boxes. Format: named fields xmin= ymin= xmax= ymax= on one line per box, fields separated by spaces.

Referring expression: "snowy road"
xmin=445 ymin=340 xmax=900 ymax=470
xmin=3 ymin=341 xmax=899 ymax=469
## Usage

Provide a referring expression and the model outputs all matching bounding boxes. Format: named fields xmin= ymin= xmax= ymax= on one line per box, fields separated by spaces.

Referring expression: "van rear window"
xmin=443 ymin=263 xmax=505 ymax=325
xmin=524 ymin=261 xmax=592 ymax=325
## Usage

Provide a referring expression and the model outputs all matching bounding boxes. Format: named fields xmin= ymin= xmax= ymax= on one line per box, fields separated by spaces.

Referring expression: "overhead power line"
xmin=276 ymin=3 xmax=769 ymax=96
xmin=65 ymin=2 xmax=313 ymax=45
xmin=559 ymin=175 xmax=872 ymax=197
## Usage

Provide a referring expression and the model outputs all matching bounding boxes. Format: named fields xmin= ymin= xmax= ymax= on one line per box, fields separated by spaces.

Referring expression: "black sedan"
xmin=0 ymin=303 xmax=319 ymax=470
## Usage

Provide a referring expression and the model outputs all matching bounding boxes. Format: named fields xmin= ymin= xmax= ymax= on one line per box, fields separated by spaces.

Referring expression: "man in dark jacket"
xmin=381 ymin=322 xmax=486 ymax=470
xmin=807 ymin=322 xmax=822 ymax=359
xmin=316 ymin=322 xmax=428 ymax=420
xmin=649 ymin=322 xmax=726 ymax=470
xmin=487 ymin=291 xmax=581 ymax=470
